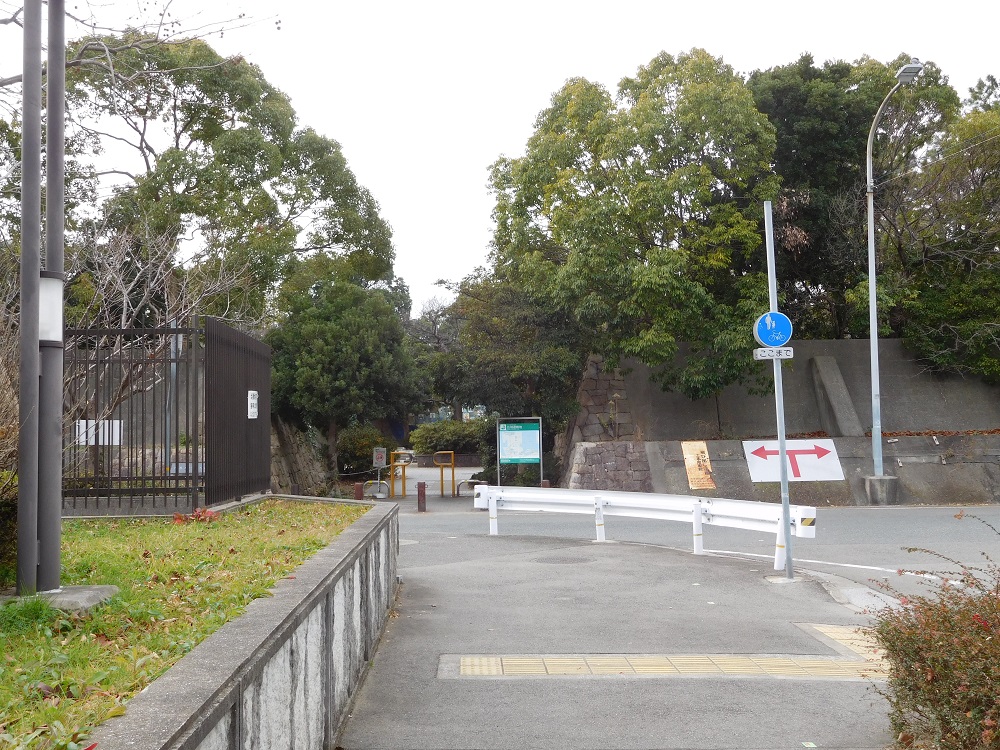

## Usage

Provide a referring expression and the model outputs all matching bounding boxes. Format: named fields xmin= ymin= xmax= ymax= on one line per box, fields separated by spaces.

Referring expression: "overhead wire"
xmin=877 ymin=122 xmax=1000 ymax=187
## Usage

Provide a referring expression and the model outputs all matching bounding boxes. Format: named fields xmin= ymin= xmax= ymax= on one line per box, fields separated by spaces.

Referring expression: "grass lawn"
xmin=0 ymin=499 xmax=369 ymax=750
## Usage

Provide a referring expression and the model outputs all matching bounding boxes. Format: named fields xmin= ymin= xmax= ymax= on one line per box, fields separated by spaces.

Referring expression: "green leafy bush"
xmin=409 ymin=419 xmax=484 ymax=455
xmin=336 ymin=425 xmax=386 ymax=477
xmin=868 ymin=512 xmax=1000 ymax=749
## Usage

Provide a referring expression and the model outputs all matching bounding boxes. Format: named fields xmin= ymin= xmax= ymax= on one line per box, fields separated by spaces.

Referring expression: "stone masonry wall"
xmin=558 ymin=356 xmax=651 ymax=491
xmin=570 ymin=355 xmax=636 ymax=444
xmin=565 ymin=442 xmax=653 ymax=492
xmin=271 ymin=416 xmax=330 ymax=495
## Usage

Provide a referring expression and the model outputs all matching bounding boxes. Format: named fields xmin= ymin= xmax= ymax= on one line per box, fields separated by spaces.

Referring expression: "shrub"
xmin=409 ymin=419 xmax=484 ymax=455
xmin=336 ymin=425 xmax=386 ymax=478
xmin=868 ymin=512 xmax=1000 ymax=750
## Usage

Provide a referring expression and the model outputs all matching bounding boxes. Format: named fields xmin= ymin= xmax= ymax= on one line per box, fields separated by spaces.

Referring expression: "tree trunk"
xmin=450 ymin=397 xmax=463 ymax=421
xmin=326 ymin=421 xmax=340 ymax=481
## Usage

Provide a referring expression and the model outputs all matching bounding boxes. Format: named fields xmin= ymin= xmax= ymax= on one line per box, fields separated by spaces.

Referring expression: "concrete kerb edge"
xmin=89 ymin=501 xmax=398 ymax=750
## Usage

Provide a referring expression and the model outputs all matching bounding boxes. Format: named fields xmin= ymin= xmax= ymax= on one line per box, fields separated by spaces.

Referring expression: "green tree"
xmin=451 ymin=271 xmax=586 ymax=426
xmin=895 ymin=106 xmax=1000 ymax=380
xmin=407 ymin=297 xmax=469 ymax=420
xmin=267 ymin=280 xmax=421 ymax=473
xmin=491 ymin=49 xmax=778 ymax=398
xmin=747 ymin=54 xmax=960 ymax=338
xmin=64 ymin=35 xmax=393 ymax=328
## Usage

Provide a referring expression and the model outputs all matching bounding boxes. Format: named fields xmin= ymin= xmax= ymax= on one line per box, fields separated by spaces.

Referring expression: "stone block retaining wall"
xmin=90 ymin=502 xmax=398 ymax=750
xmin=271 ymin=416 xmax=330 ymax=495
xmin=565 ymin=441 xmax=653 ymax=492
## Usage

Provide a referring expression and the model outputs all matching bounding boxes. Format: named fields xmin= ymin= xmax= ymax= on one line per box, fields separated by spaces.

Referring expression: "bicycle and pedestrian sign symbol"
xmin=754 ymin=312 xmax=793 ymax=348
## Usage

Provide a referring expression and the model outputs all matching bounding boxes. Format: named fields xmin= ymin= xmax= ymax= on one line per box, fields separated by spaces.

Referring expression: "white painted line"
xmin=708 ymin=549 xmax=953 ymax=582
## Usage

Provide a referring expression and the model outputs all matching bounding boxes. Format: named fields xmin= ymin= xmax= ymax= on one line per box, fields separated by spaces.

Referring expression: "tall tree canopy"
xmin=892 ymin=105 xmax=1000 ymax=381
xmin=490 ymin=49 xmax=778 ymax=398
xmin=747 ymin=54 xmax=960 ymax=338
xmin=268 ymin=279 xmax=421 ymax=470
xmin=61 ymin=34 xmax=394 ymax=328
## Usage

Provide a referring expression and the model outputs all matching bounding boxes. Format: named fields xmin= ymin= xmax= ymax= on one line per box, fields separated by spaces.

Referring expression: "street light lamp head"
xmin=896 ymin=58 xmax=923 ymax=85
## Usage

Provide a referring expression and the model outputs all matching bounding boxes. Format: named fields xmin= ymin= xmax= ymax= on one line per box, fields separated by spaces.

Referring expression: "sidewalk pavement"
xmin=340 ymin=478 xmax=892 ymax=750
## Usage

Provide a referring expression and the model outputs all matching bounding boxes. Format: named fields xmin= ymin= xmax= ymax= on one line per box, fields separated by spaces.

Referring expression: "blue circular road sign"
xmin=754 ymin=311 xmax=793 ymax=347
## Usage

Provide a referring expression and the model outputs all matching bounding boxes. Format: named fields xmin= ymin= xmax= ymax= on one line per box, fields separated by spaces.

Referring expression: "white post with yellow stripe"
xmin=692 ymin=502 xmax=705 ymax=555
xmin=595 ymin=496 xmax=606 ymax=542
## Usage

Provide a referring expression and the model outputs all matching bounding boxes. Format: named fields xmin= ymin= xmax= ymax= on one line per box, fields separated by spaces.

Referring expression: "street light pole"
xmin=16 ymin=0 xmax=43 ymax=596
xmin=866 ymin=57 xmax=923 ymax=477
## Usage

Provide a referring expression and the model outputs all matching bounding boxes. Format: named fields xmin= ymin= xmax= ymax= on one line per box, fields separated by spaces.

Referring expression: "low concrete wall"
xmin=90 ymin=502 xmax=398 ymax=750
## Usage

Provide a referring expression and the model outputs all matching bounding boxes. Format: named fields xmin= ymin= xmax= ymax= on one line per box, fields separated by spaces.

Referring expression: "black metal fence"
xmin=63 ymin=318 xmax=271 ymax=515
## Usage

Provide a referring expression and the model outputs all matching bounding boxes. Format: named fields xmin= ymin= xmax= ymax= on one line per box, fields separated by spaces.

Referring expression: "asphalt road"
xmin=398 ymin=477 xmax=1000 ymax=603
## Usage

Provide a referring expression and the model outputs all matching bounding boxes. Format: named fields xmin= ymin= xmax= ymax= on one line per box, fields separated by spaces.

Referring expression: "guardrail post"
xmin=488 ymin=493 xmax=498 ymax=536
xmin=417 ymin=481 xmax=426 ymax=512
xmin=773 ymin=521 xmax=787 ymax=571
xmin=594 ymin=496 xmax=606 ymax=542
xmin=692 ymin=502 xmax=704 ymax=555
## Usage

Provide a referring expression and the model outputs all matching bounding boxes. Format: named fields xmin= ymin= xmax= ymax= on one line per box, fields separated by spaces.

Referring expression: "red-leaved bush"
xmin=868 ymin=513 xmax=1000 ymax=749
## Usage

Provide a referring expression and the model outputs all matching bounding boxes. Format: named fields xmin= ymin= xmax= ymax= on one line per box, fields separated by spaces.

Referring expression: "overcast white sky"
xmin=3 ymin=0 xmax=998 ymax=315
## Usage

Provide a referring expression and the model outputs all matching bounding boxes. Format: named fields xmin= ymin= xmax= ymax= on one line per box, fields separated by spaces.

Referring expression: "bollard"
xmin=692 ymin=502 xmax=705 ymax=555
xmin=594 ymin=496 xmax=606 ymax=542
xmin=417 ymin=481 xmax=426 ymax=512
xmin=354 ymin=482 xmax=364 ymax=502
xmin=541 ymin=480 xmax=551 ymax=488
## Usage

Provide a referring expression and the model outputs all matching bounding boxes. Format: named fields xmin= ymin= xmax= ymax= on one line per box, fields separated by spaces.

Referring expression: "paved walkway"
xmin=338 ymin=480 xmax=893 ymax=750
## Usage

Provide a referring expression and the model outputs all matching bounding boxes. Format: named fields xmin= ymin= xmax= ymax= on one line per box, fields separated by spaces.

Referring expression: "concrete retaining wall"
xmin=624 ymin=340 xmax=1000 ymax=441
xmin=643 ymin=436 xmax=1000 ymax=506
xmin=90 ymin=502 xmax=398 ymax=750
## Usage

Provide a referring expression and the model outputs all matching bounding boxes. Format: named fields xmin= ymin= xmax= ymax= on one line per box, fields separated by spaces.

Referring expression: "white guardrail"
xmin=473 ymin=486 xmax=815 ymax=570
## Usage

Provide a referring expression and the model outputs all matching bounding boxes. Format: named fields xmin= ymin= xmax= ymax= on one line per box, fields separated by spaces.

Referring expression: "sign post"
xmin=496 ymin=418 xmax=543 ymax=487
xmin=760 ymin=202 xmax=795 ymax=580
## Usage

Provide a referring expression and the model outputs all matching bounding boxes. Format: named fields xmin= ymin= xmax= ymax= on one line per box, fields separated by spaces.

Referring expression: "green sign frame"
xmin=496 ymin=417 xmax=543 ymax=486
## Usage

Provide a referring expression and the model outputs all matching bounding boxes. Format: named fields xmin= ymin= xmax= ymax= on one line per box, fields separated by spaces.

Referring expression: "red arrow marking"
xmin=750 ymin=445 xmax=831 ymax=478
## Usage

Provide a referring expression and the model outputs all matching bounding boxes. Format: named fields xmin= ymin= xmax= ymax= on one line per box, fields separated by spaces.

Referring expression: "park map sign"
xmin=497 ymin=419 xmax=542 ymax=464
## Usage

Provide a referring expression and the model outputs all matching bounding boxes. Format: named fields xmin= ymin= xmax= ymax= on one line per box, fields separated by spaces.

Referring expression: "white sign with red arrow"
xmin=742 ymin=439 xmax=845 ymax=482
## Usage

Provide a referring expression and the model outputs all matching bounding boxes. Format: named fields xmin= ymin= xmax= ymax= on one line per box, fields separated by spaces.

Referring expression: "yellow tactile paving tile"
xmin=454 ymin=625 xmax=887 ymax=680
xmin=669 ymin=656 xmax=723 ymax=673
xmin=459 ymin=656 xmax=502 ymax=676
xmin=500 ymin=657 xmax=546 ymax=675
xmin=586 ymin=657 xmax=633 ymax=674
xmin=545 ymin=658 xmax=589 ymax=675
xmin=457 ymin=654 xmax=885 ymax=679
xmin=809 ymin=624 xmax=885 ymax=663
xmin=626 ymin=656 xmax=679 ymax=674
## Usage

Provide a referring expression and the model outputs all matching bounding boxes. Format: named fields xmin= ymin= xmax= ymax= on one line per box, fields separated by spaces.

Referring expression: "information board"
xmin=497 ymin=419 xmax=542 ymax=465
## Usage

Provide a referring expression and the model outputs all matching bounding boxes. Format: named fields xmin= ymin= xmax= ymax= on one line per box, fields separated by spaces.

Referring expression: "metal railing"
xmin=473 ymin=485 xmax=816 ymax=570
